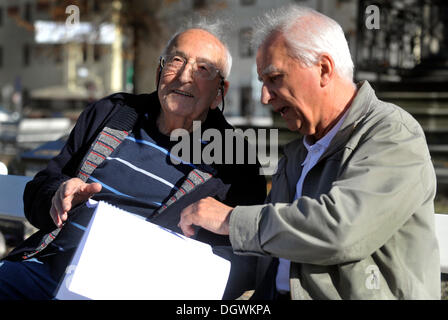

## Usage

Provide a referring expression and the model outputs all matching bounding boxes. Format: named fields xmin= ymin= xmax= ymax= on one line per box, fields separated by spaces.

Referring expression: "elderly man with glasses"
xmin=0 ymin=22 xmax=266 ymax=300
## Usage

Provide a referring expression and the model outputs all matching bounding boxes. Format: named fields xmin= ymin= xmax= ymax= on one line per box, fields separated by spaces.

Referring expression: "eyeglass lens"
xmin=162 ymin=55 xmax=219 ymax=80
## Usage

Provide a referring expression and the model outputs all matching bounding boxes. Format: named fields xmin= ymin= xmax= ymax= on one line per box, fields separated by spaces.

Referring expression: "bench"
xmin=0 ymin=174 xmax=447 ymax=274
xmin=0 ymin=174 xmax=34 ymax=258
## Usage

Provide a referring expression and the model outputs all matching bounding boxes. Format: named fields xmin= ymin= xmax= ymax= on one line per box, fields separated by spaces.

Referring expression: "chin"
xmin=285 ymin=121 xmax=301 ymax=133
xmin=164 ymin=100 xmax=192 ymax=113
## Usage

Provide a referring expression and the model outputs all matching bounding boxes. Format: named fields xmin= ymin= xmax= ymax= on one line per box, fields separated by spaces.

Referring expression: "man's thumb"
xmin=82 ymin=182 xmax=102 ymax=196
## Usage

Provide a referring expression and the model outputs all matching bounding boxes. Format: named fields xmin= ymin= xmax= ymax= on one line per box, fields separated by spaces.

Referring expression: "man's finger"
xmin=58 ymin=185 xmax=75 ymax=220
xmin=178 ymin=205 xmax=197 ymax=237
xmin=61 ymin=179 xmax=81 ymax=198
xmin=52 ymin=189 xmax=64 ymax=217
xmin=61 ymin=196 xmax=72 ymax=213
xmin=50 ymin=197 xmax=63 ymax=228
xmin=61 ymin=182 xmax=101 ymax=217
xmin=69 ymin=182 xmax=102 ymax=208
xmin=179 ymin=223 xmax=196 ymax=238
xmin=80 ymin=182 xmax=102 ymax=197
xmin=179 ymin=198 xmax=232 ymax=236
xmin=54 ymin=195 xmax=69 ymax=225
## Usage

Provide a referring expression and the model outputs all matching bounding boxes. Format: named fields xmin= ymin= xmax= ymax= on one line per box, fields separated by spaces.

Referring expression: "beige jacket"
xmin=229 ymin=81 xmax=441 ymax=299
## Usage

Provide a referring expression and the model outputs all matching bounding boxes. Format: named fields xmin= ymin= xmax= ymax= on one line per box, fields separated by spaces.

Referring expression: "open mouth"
xmin=172 ymin=89 xmax=194 ymax=98
xmin=278 ymin=106 xmax=289 ymax=116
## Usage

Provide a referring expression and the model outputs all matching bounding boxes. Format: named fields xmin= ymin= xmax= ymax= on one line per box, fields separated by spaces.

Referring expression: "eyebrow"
xmin=262 ymin=65 xmax=282 ymax=75
xmin=169 ymin=50 xmax=216 ymax=65
xmin=258 ymin=65 xmax=283 ymax=81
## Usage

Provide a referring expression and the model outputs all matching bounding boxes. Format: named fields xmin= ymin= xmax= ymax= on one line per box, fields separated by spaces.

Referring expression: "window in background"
xmin=54 ymin=44 xmax=63 ymax=64
xmin=23 ymin=44 xmax=30 ymax=67
xmin=82 ymin=43 xmax=88 ymax=63
xmin=240 ymin=0 xmax=256 ymax=5
xmin=36 ymin=0 xmax=50 ymax=12
xmin=193 ymin=0 xmax=207 ymax=9
xmin=7 ymin=5 xmax=19 ymax=18
xmin=94 ymin=44 xmax=101 ymax=62
xmin=239 ymin=27 xmax=254 ymax=58
xmin=240 ymin=86 xmax=254 ymax=117
xmin=24 ymin=2 xmax=32 ymax=23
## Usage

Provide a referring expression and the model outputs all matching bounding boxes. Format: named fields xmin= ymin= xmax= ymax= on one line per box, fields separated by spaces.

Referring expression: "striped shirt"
xmin=88 ymin=115 xmax=204 ymax=219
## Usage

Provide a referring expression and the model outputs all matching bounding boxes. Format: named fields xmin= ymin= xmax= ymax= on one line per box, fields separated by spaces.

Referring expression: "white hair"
xmin=162 ymin=17 xmax=233 ymax=79
xmin=253 ymin=5 xmax=354 ymax=82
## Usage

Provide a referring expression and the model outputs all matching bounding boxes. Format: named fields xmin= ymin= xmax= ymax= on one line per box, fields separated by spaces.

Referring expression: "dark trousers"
xmin=0 ymin=258 xmax=58 ymax=300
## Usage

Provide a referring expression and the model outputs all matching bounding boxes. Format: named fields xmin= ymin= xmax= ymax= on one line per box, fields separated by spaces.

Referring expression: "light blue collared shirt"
xmin=276 ymin=110 xmax=349 ymax=293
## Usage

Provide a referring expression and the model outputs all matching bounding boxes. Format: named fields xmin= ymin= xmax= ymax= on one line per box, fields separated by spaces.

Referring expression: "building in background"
xmin=157 ymin=0 xmax=359 ymax=127
xmin=0 ymin=0 xmax=359 ymax=124
xmin=0 ymin=0 xmax=124 ymax=115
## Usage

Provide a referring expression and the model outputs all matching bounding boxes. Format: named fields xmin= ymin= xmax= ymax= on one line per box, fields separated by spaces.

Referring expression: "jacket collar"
xmin=283 ymin=81 xmax=376 ymax=160
xmin=279 ymin=81 xmax=377 ymax=199
xmin=279 ymin=139 xmax=306 ymax=201
xmin=322 ymin=81 xmax=378 ymax=157
xmin=320 ymin=80 xmax=376 ymax=158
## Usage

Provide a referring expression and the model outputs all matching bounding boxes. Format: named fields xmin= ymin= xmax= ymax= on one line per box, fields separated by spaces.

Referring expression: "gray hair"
xmin=162 ymin=17 xmax=233 ymax=79
xmin=253 ymin=5 xmax=354 ymax=82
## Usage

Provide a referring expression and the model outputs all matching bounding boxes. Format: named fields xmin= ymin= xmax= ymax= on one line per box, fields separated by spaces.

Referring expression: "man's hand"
xmin=178 ymin=197 xmax=233 ymax=237
xmin=50 ymin=178 xmax=102 ymax=228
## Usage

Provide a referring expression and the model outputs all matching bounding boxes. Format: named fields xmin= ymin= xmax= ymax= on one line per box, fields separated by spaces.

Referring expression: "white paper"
xmin=55 ymin=201 xmax=230 ymax=300
xmin=435 ymin=213 xmax=448 ymax=274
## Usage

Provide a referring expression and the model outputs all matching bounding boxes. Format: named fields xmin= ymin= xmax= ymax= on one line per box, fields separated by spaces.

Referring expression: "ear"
xmin=211 ymin=80 xmax=230 ymax=110
xmin=222 ymin=80 xmax=229 ymax=97
xmin=156 ymin=65 xmax=162 ymax=88
xmin=318 ymin=53 xmax=335 ymax=87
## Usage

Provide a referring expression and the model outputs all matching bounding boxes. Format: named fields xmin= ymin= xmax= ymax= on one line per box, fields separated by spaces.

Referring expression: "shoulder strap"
xmin=76 ymin=100 xmax=140 ymax=182
xmin=18 ymin=99 xmax=141 ymax=261
xmin=77 ymin=127 xmax=129 ymax=182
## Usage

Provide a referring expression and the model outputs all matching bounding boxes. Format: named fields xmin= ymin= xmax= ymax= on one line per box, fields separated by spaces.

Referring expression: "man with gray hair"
xmin=0 ymin=21 xmax=266 ymax=299
xmin=179 ymin=5 xmax=440 ymax=299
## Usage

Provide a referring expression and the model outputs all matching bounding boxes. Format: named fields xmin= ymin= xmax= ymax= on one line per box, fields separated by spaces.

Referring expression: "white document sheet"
xmin=435 ymin=213 xmax=448 ymax=274
xmin=55 ymin=200 xmax=230 ymax=300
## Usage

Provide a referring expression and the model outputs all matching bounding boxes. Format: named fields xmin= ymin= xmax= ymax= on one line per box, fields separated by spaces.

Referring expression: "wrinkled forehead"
xmin=256 ymin=32 xmax=290 ymax=74
xmin=167 ymin=29 xmax=226 ymax=68
xmin=258 ymin=64 xmax=281 ymax=79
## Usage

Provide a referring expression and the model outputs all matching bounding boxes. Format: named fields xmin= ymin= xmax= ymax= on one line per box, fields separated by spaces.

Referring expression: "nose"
xmin=261 ymin=84 xmax=274 ymax=105
xmin=177 ymin=60 xmax=195 ymax=82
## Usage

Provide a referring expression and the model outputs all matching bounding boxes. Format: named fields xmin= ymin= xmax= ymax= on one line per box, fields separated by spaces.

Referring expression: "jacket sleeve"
xmin=217 ymin=137 xmax=267 ymax=207
xmin=229 ymin=118 xmax=436 ymax=265
xmin=23 ymin=99 xmax=118 ymax=231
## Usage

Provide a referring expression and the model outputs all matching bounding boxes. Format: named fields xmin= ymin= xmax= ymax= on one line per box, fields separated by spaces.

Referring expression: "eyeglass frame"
xmin=159 ymin=54 xmax=224 ymax=81
xmin=158 ymin=54 xmax=226 ymax=112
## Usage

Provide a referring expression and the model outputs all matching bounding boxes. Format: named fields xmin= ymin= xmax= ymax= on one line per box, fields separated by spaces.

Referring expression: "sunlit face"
xmin=256 ymin=32 xmax=324 ymax=136
xmin=157 ymin=29 xmax=226 ymax=125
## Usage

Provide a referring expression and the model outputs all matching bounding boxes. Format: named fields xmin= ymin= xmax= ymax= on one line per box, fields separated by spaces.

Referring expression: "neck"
xmin=310 ymin=79 xmax=357 ymax=143
xmin=156 ymin=110 xmax=206 ymax=135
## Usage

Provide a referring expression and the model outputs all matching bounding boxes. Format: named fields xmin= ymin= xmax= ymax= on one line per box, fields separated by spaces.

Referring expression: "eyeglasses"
xmin=159 ymin=54 xmax=222 ymax=81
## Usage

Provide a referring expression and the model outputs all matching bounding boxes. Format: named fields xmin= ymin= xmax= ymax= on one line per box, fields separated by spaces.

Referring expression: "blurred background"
xmin=0 ymin=0 xmax=447 ymax=212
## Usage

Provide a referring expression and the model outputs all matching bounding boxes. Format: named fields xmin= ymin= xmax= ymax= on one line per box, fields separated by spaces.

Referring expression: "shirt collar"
xmin=303 ymin=110 xmax=349 ymax=151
